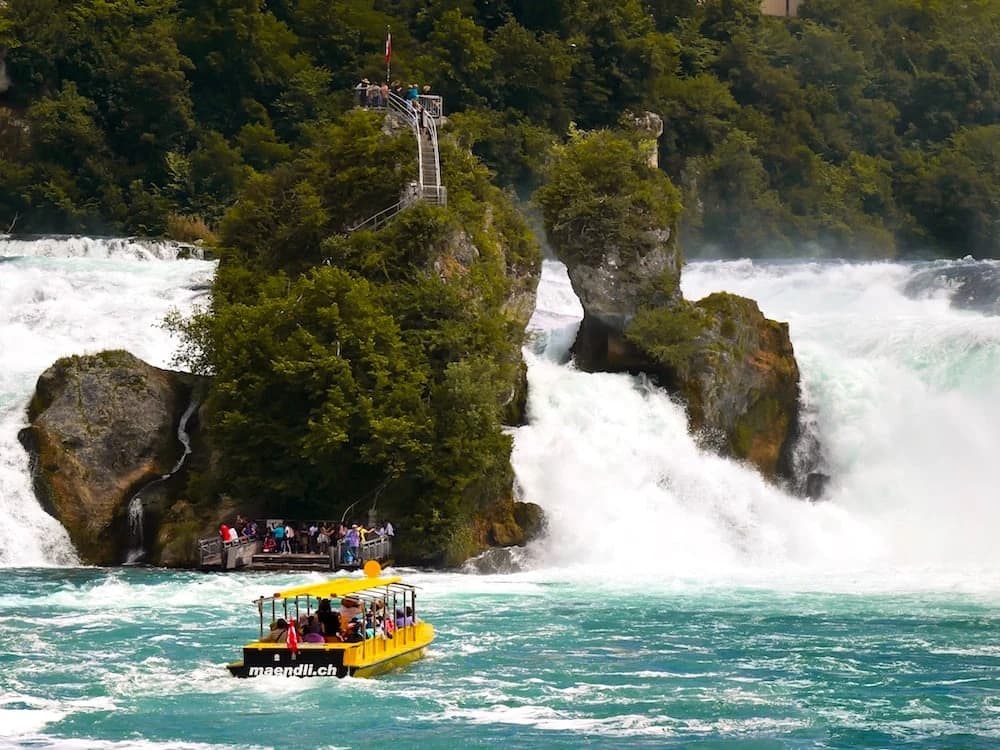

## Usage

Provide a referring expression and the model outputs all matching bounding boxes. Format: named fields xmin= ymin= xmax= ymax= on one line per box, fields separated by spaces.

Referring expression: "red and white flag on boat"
xmin=385 ymin=31 xmax=392 ymax=65
xmin=286 ymin=620 xmax=299 ymax=654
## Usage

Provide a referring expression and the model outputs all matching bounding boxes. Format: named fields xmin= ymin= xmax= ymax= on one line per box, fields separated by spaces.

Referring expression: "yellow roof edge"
xmin=269 ymin=575 xmax=403 ymax=601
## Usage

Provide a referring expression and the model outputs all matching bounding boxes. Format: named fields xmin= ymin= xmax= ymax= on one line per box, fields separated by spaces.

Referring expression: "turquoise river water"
xmin=2 ymin=568 xmax=1000 ymax=749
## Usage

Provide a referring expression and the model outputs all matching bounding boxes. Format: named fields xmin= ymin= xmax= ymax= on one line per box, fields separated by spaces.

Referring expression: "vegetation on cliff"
xmin=2 ymin=0 xmax=996 ymax=256
xmin=536 ymin=127 xmax=800 ymax=480
xmin=166 ymin=116 xmax=539 ymax=564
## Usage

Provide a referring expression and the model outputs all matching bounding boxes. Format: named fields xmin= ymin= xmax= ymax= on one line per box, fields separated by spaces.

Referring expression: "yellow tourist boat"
xmin=227 ymin=561 xmax=434 ymax=678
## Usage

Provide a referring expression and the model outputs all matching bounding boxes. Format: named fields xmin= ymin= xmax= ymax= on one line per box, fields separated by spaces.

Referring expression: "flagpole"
xmin=385 ymin=26 xmax=391 ymax=84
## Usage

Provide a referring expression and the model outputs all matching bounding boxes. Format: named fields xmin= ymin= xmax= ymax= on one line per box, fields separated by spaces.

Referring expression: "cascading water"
xmin=0 ymin=236 xmax=215 ymax=567
xmin=126 ymin=496 xmax=145 ymax=562
xmin=513 ymin=258 xmax=1000 ymax=582
xmin=123 ymin=398 xmax=200 ymax=564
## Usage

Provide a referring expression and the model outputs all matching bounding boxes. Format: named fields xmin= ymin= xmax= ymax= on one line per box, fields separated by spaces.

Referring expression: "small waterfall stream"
xmin=123 ymin=397 xmax=199 ymax=564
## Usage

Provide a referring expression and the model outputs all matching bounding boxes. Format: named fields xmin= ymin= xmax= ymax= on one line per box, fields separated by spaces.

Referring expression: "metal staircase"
xmin=349 ymin=92 xmax=446 ymax=233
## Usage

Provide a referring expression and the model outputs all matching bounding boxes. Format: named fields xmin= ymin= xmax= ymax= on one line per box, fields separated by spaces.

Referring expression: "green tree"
xmin=536 ymin=127 xmax=682 ymax=264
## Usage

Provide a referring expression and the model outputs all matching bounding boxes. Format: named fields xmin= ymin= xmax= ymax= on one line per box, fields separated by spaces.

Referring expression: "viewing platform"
xmin=197 ymin=522 xmax=393 ymax=573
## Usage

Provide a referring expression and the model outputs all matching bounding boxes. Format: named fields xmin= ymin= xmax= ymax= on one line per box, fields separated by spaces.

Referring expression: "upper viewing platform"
xmin=354 ymin=80 xmax=443 ymax=120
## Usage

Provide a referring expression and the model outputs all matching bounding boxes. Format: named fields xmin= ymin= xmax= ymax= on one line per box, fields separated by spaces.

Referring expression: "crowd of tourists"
xmin=354 ymin=79 xmax=431 ymax=108
xmin=353 ymin=79 xmax=443 ymax=119
xmin=219 ymin=516 xmax=394 ymax=563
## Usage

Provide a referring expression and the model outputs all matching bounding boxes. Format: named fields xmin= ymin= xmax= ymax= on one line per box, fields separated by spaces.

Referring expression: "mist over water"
xmin=513 ymin=259 xmax=1000 ymax=585
xmin=0 ymin=237 xmax=215 ymax=566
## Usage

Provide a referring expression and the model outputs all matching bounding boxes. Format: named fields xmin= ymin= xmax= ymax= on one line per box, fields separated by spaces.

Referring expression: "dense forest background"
xmin=1 ymin=0 xmax=997 ymax=560
xmin=1 ymin=0 xmax=997 ymax=257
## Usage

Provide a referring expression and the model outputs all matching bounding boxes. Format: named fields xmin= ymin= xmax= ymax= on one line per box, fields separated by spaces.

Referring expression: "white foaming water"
xmin=0 ymin=237 xmax=215 ymax=566
xmin=513 ymin=259 xmax=1000 ymax=583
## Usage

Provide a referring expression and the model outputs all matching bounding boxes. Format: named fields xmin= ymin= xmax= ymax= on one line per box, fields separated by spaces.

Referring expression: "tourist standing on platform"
xmin=345 ymin=524 xmax=361 ymax=564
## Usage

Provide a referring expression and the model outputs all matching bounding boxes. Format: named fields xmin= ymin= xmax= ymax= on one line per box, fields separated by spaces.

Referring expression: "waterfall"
xmin=0 ymin=237 xmax=215 ymax=566
xmin=123 ymin=397 xmax=200 ymax=565
xmin=125 ymin=497 xmax=145 ymax=564
xmin=513 ymin=258 xmax=1000 ymax=580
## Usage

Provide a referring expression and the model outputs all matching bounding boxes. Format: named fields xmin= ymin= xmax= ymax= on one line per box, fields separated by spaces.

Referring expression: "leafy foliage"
xmin=535 ymin=128 xmax=682 ymax=265
xmin=1 ymin=0 xmax=996 ymax=254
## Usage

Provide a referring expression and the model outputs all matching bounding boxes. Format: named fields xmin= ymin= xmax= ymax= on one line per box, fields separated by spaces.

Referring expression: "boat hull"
xmin=227 ymin=623 xmax=434 ymax=678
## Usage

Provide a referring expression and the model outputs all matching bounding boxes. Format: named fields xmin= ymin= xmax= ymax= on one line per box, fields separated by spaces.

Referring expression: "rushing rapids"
xmin=513 ymin=257 xmax=1000 ymax=578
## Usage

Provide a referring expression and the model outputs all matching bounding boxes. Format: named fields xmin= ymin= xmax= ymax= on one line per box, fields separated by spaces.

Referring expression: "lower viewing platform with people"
xmin=197 ymin=516 xmax=395 ymax=572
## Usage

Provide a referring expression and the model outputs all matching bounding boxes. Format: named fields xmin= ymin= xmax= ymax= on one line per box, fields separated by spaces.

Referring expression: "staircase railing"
xmin=422 ymin=105 xmax=446 ymax=206
xmin=348 ymin=199 xmax=405 ymax=233
xmin=386 ymin=92 xmax=423 ymax=191
xmin=334 ymin=535 xmax=393 ymax=567
xmin=347 ymin=92 xmax=446 ymax=233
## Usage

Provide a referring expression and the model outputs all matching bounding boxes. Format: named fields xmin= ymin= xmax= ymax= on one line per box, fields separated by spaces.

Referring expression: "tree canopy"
xmin=2 ymin=0 xmax=997 ymax=254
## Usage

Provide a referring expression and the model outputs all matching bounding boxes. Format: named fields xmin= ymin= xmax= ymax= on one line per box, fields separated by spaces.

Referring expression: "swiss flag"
xmin=385 ymin=31 xmax=392 ymax=65
xmin=286 ymin=620 xmax=299 ymax=654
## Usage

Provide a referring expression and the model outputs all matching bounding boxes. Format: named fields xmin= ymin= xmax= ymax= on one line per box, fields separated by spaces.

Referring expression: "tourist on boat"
xmin=317 ymin=598 xmax=341 ymax=639
xmin=301 ymin=614 xmax=324 ymax=643
xmin=395 ymin=607 xmax=414 ymax=627
xmin=260 ymin=619 xmax=289 ymax=643
xmin=343 ymin=618 xmax=364 ymax=643
xmin=339 ymin=596 xmax=363 ymax=625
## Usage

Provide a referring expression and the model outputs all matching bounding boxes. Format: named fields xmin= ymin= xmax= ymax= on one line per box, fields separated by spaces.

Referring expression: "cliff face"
xmin=539 ymin=125 xmax=802 ymax=482
xmin=568 ymin=226 xmax=683 ymax=373
xmin=18 ymin=350 xmax=197 ymax=564
xmin=424 ymin=211 xmax=546 ymax=564
xmin=570 ymin=273 xmax=800 ymax=481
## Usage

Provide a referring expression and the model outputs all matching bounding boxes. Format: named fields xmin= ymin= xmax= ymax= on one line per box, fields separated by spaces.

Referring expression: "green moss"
xmin=625 ymin=301 xmax=711 ymax=373
xmin=447 ymin=525 xmax=480 ymax=567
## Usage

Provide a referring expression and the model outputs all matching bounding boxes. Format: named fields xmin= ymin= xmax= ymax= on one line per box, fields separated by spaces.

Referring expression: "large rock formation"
xmin=411 ymin=206 xmax=545 ymax=565
xmin=18 ymin=350 xmax=200 ymax=564
xmin=569 ymin=253 xmax=800 ymax=480
xmin=628 ymin=293 xmax=800 ymax=479
xmin=568 ymin=225 xmax=683 ymax=373
xmin=539 ymin=122 xmax=802 ymax=482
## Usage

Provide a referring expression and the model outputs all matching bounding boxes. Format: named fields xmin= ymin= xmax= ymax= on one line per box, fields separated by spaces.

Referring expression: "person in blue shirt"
xmin=272 ymin=523 xmax=286 ymax=554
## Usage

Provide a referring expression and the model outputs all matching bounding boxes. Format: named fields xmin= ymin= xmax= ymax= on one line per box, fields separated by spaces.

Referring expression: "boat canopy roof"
xmin=269 ymin=575 xmax=404 ymax=601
